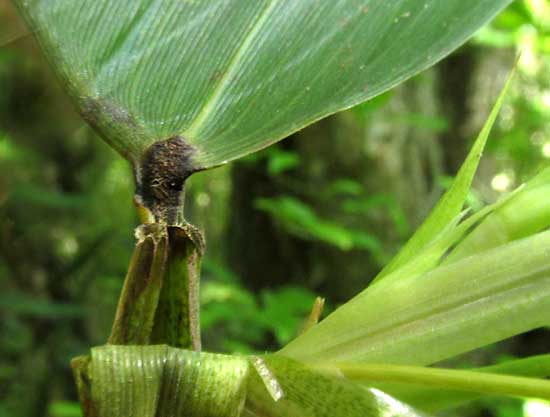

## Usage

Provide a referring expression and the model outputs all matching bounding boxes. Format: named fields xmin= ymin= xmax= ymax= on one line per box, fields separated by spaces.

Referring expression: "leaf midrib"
xmin=184 ymin=0 xmax=278 ymax=141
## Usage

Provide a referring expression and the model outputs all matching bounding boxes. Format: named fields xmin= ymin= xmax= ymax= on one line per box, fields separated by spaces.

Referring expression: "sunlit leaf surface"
xmin=280 ymin=230 xmax=550 ymax=365
xmin=446 ymin=167 xmax=550 ymax=263
xmin=13 ymin=0 xmax=511 ymax=169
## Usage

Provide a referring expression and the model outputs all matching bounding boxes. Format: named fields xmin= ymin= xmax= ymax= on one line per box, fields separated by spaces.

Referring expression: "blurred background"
xmin=1 ymin=1 xmax=549 ymax=416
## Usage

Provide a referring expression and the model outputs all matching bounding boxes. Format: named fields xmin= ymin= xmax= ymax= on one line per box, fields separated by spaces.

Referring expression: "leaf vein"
xmin=184 ymin=0 xmax=279 ymax=139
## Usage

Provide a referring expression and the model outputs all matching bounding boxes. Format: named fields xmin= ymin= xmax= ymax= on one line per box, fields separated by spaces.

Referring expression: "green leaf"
xmin=259 ymin=287 xmax=318 ymax=345
xmin=14 ymin=0 xmax=511 ymax=168
xmin=266 ymin=149 xmax=301 ymax=176
xmin=324 ymin=179 xmax=365 ymax=198
xmin=0 ymin=292 xmax=85 ymax=318
xmin=280 ymin=231 xmax=550 ymax=365
xmin=48 ymin=401 xmax=82 ymax=417
xmin=377 ymin=354 xmax=550 ymax=412
xmin=329 ymin=361 xmax=550 ymax=402
xmin=78 ymin=346 xmax=428 ymax=417
xmin=11 ymin=185 xmax=88 ymax=209
xmin=255 ymin=196 xmax=382 ymax=252
xmin=374 ymin=67 xmax=515 ymax=282
xmin=364 ymin=188 xmax=519 ymax=291
xmin=445 ymin=167 xmax=550 ymax=264
xmin=88 ymin=345 xmax=250 ymax=417
xmin=246 ymin=355 xmax=427 ymax=417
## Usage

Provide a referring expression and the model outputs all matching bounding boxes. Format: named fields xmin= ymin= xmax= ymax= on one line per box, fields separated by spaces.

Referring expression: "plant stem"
xmin=150 ymin=223 xmax=204 ymax=350
xmin=330 ymin=363 xmax=550 ymax=399
xmin=107 ymin=221 xmax=204 ymax=348
xmin=72 ymin=220 xmax=205 ymax=416
xmin=73 ymin=139 xmax=205 ymax=415
xmin=108 ymin=223 xmax=168 ymax=345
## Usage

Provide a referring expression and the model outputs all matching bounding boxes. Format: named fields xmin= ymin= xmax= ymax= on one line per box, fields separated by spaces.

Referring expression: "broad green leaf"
xmin=255 ymin=196 xmax=383 ymax=252
xmin=374 ymin=68 xmax=515 ymax=281
xmin=376 ymin=355 xmax=550 ymax=412
xmin=280 ymin=231 xmax=550 ymax=365
xmin=246 ymin=355 xmax=427 ymax=417
xmin=13 ymin=0 xmax=511 ymax=169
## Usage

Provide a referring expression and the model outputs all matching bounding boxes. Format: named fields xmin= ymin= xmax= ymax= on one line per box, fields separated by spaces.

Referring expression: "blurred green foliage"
xmin=478 ymin=0 xmax=550 ymax=182
xmin=200 ymin=261 xmax=320 ymax=353
xmin=48 ymin=401 xmax=81 ymax=417
xmin=255 ymin=196 xmax=384 ymax=254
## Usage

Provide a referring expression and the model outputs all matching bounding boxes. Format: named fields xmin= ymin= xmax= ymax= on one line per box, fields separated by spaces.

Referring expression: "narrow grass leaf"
xmin=374 ymin=69 xmax=515 ymax=282
xmin=362 ymin=188 xmax=521 ymax=293
xmin=376 ymin=354 xmax=550 ymax=412
xmin=446 ymin=167 xmax=550 ymax=263
xmin=281 ymin=231 xmax=550 ymax=365
xmin=330 ymin=362 xmax=550 ymax=400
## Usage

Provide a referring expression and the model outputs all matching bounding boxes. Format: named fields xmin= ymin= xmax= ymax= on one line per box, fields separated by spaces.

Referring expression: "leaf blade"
xmin=380 ymin=355 xmax=550 ymax=412
xmin=330 ymin=362 xmax=550 ymax=400
xmin=87 ymin=345 xmax=250 ymax=417
xmin=14 ymin=0 xmax=512 ymax=167
xmin=246 ymin=354 xmax=428 ymax=417
xmin=446 ymin=167 xmax=550 ymax=264
xmin=280 ymin=231 xmax=550 ymax=365
xmin=375 ymin=67 xmax=515 ymax=281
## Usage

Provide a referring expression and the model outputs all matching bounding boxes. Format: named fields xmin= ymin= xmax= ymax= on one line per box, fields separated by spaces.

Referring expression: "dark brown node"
xmin=139 ymin=136 xmax=197 ymax=222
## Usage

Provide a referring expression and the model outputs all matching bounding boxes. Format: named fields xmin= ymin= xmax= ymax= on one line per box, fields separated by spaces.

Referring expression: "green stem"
xmin=108 ymin=223 xmax=168 ymax=345
xmin=330 ymin=363 xmax=550 ymax=399
xmin=107 ymin=221 xmax=204 ymax=348
xmin=151 ymin=223 xmax=204 ymax=350
xmin=73 ymin=221 xmax=205 ymax=416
